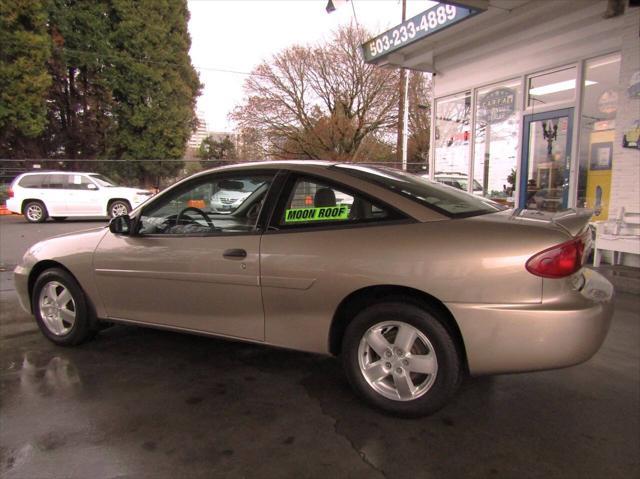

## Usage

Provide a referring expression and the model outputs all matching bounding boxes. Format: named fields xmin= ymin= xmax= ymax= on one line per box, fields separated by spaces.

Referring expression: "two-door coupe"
xmin=14 ymin=161 xmax=614 ymax=416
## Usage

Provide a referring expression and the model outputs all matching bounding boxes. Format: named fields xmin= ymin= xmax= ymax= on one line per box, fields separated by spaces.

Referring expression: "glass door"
xmin=520 ymin=108 xmax=573 ymax=211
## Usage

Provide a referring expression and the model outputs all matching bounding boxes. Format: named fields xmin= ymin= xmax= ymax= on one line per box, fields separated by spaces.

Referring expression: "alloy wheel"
xmin=38 ymin=281 xmax=76 ymax=336
xmin=110 ymin=202 xmax=128 ymax=217
xmin=26 ymin=204 xmax=44 ymax=222
xmin=357 ymin=321 xmax=438 ymax=401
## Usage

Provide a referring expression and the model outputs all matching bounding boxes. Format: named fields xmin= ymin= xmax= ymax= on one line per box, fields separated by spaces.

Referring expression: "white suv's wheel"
xmin=23 ymin=201 xmax=48 ymax=223
xmin=109 ymin=200 xmax=130 ymax=218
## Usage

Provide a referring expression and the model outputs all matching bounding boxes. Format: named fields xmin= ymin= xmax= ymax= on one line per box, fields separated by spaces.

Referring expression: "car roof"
xmin=19 ymin=171 xmax=99 ymax=176
xmin=191 ymin=160 xmax=336 ymax=178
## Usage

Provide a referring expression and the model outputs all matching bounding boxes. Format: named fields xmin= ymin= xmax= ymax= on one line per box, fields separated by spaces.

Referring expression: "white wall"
xmin=609 ymin=7 xmax=640 ymax=267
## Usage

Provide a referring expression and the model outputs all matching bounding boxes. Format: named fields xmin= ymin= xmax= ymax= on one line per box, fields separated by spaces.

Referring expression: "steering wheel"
xmin=176 ymin=207 xmax=214 ymax=229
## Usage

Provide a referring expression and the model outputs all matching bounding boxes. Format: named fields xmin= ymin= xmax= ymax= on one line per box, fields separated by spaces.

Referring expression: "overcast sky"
xmin=187 ymin=0 xmax=435 ymax=132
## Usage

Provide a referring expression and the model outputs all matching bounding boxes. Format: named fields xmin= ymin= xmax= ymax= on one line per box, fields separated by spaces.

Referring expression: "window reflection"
xmin=474 ymin=80 xmax=521 ymax=206
xmin=577 ymin=53 xmax=621 ymax=220
xmin=528 ymin=67 xmax=578 ymax=107
xmin=434 ymin=92 xmax=471 ymax=183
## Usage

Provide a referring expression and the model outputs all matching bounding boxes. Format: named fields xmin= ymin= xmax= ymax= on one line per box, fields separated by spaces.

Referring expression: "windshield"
xmin=332 ymin=165 xmax=506 ymax=218
xmin=89 ymin=174 xmax=118 ymax=187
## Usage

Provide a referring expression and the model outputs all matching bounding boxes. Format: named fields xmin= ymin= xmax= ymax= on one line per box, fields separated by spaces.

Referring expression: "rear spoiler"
xmin=550 ymin=209 xmax=594 ymax=237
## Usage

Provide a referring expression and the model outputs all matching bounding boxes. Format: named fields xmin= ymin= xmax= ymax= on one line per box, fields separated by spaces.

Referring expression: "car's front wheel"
xmin=32 ymin=268 xmax=95 ymax=346
xmin=23 ymin=201 xmax=48 ymax=223
xmin=108 ymin=200 xmax=130 ymax=218
xmin=342 ymin=301 xmax=461 ymax=417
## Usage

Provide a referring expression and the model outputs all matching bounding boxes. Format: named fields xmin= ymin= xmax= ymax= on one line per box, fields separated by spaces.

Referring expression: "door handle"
xmin=223 ymin=248 xmax=247 ymax=259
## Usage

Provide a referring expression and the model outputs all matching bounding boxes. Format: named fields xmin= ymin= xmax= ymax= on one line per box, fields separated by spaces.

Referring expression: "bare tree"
xmin=230 ymin=25 xmax=399 ymax=162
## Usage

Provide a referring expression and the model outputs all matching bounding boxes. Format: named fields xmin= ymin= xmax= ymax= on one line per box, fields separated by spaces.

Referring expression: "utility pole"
xmin=395 ymin=0 xmax=409 ymax=171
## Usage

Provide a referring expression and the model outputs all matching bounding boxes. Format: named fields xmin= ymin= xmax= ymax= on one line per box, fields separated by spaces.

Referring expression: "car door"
xmin=40 ymin=174 xmax=69 ymax=216
xmin=64 ymin=174 xmax=103 ymax=215
xmin=259 ymin=173 xmax=410 ymax=353
xmin=93 ymin=170 xmax=276 ymax=341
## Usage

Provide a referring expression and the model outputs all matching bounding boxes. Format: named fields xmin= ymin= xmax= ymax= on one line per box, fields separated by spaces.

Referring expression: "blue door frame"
xmin=520 ymin=108 xmax=574 ymax=209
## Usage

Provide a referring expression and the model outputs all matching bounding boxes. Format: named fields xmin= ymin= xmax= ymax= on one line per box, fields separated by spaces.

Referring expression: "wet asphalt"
xmin=0 ymin=215 xmax=638 ymax=479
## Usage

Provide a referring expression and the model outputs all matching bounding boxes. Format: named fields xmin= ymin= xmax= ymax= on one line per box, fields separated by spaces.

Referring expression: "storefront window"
xmin=528 ymin=67 xmax=577 ymax=108
xmin=474 ymin=79 xmax=521 ymax=206
xmin=434 ymin=92 xmax=471 ymax=186
xmin=577 ymin=53 xmax=621 ymax=220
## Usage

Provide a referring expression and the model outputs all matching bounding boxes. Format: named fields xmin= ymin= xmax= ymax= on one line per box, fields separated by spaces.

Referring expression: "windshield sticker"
xmin=285 ymin=205 xmax=350 ymax=223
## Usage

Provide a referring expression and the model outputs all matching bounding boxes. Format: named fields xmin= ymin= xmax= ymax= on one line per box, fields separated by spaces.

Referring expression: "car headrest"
xmin=314 ymin=188 xmax=336 ymax=207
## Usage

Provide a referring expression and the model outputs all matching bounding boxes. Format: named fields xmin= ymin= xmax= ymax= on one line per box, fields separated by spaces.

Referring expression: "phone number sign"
xmin=362 ymin=3 xmax=480 ymax=63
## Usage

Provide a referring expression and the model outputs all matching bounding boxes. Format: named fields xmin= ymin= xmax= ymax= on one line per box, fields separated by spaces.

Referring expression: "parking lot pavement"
xmin=0 ymin=217 xmax=639 ymax=478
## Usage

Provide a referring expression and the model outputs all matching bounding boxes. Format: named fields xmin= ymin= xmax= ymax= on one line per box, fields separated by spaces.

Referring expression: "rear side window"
xmin=42 ymin=174 xmax=65 ymax=189
xmin=18 ymin=175 xmax=44 ymax=189
xmin=275 ymin=176 xmax=404 ymax=229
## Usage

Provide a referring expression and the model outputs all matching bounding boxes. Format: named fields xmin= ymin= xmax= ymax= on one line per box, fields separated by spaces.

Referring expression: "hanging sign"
xmin=478 ymin=88 xmax=516 ymax=125
xmin=362 ymin=3 xmax=481 ymax=63
xmin=598 ymin=90 xmax=618 ymax=114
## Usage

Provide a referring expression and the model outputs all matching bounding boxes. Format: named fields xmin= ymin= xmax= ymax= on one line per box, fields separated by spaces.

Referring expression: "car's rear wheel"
xmin=52 ymin=217 xmax=67 ymax=221
xmin=108 ymin=200 xmax=130 ymax=218
xmin=32 ymin=268 xmax=95 ymax=346
xmin=342 ymin=301 xmax=461 ymax=417
xmin=23 ymin=201 xmax=48 ymax=223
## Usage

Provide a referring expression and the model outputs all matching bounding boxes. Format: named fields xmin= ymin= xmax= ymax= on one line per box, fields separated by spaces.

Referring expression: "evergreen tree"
xmin=46 ymin=0 xmax=113 ymax=167
xmin=1 ymin=0 xmax=201 ymax=186
xmin=0 ymin=0 xmax=52 ymax=158
xmin=104 ymin=0 xmax=201 ymax=184
xmin=198 ymin=135 xmax=237 ymax=168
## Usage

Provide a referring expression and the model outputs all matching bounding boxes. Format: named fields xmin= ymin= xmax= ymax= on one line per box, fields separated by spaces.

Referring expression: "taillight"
xmin=526 ymin=235 xmax=586 ymax=278
xmin=7 ymin=187 xmax=13 ymax=198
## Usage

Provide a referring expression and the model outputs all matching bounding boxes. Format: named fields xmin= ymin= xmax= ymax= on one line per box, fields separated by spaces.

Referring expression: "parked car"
xmin=423 ymin=172 xmax=484 ymax=194
xmin=6 ymin=171 xmax=153 ymax=223
xmin=14 ymin=161 xmax=613 ymax=417
xmin=210 ymin=179 xmax=256 ymax=213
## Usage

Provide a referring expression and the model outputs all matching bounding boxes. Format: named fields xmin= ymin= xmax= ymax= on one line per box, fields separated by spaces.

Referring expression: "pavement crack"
xmin=300 ymin=373 xmax=387 ymax=479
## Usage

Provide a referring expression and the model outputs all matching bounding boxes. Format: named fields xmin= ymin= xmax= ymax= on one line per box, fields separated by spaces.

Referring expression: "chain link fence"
xmin=0 ymin=158 xmax=430 ymax=207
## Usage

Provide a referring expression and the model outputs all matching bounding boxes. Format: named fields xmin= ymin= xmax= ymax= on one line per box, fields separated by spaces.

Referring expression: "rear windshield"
xmin=331 ymin=165 xmax=506 ymax=218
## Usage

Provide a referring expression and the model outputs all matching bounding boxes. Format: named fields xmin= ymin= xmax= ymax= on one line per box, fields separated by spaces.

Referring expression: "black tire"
xmin=52 ymin=217 xmax=67 ymax=221
xmin=108 ymin=200 xmax=131 ymax=218
xmin=23 ymin=201 xmax=48 ymax=223
xmin=32 ymin=268 xmax=95 ymax=346
xmin=342 ymin=301 xmax=461 ymax=417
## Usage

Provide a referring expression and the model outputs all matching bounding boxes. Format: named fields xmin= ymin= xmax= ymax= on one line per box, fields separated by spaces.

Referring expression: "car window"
xmin=18 ymin=175 xmax=44 ymax=188
xmin=42 ymin=174 xmax=65 ymax=189
xmin=333 ymin=165 xmax=506 ymax=218
xmin=275 ymin=176 xmax=403 ymax=229
xmin=65 ymin=175 xmax=96 ymax=190
xmin=137 ymin=173 xmax=274 ymax=236
xmin=88 ymin=174 xmax=117 ymax=187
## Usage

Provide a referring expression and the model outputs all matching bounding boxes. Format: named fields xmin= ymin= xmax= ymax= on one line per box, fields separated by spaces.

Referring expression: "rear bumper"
xmin=6 ymin=198 xmax=20 ymax=214
xmin=447 ymin=269 xmax=614 ymax=375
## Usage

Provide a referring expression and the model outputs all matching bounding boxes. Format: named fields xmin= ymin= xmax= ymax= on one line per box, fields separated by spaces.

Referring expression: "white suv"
xmin=6 ymin=171 xmax=152 ymax=223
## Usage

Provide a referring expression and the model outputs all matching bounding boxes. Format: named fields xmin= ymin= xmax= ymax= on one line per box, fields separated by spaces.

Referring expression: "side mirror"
xmin=109 ymin=214 xmax=131 ymax=235
xmin=87 ymin=183 xmax=98 ymax=190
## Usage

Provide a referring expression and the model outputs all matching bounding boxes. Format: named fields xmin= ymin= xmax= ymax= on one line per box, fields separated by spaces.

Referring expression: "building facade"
xmin=365 ymin=0 xmax=639 ymax=228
